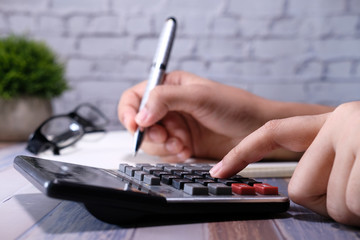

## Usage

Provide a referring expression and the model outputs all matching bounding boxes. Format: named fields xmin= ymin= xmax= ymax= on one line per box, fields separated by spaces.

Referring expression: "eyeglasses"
xmin=26 ymin=103 xmax=109 ymax=155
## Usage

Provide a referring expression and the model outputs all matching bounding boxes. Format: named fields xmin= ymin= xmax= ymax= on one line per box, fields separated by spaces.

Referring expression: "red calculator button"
xmin=254 ymin=183 xmax=278 ymax=195
xmin=232 ymin=183 xmax=256 ymax=195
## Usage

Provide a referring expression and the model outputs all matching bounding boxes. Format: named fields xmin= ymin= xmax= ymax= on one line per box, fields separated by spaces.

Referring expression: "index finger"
xmin=118 ymin=81 xmax=147 ymax=133
xmin=210 ymin=114 xmax=328 ymax=178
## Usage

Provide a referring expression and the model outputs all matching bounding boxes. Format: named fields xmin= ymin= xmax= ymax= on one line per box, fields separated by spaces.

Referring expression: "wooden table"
xmin=1 ymin=133 xmax=360 ymax=240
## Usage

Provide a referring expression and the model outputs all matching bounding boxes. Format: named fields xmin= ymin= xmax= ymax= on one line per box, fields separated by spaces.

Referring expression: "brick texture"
xmin=0 ymin=0 xmax=359 ymax=130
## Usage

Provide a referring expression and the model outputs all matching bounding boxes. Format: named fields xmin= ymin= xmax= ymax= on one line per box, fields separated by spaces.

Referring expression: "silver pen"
xmin=133 ymin=17 xmax=177 ymax=155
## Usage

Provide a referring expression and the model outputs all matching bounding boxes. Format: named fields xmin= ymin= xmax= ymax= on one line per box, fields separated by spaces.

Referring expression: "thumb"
xmin=210 ymin=114 xmax=328 ymax=178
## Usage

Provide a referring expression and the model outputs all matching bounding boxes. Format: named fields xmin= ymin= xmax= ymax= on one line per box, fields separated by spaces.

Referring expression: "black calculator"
xmin=14 ymin=155 xmax=289 ymax=226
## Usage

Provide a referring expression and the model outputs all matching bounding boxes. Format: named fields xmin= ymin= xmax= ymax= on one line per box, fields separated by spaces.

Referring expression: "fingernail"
xmin=135 ymin=108 xmax=149 ymax=124
xmin=209 ymin=161 xmax=222 ymax=176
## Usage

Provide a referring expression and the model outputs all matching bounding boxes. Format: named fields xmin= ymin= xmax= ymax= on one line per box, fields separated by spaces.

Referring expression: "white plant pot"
xmin=0 ymin=97 xmax=52 ymax=142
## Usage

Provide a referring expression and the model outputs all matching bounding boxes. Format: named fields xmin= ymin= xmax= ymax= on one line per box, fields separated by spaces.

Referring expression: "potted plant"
xmin=0 ymin=35 xmax=68 ymax=141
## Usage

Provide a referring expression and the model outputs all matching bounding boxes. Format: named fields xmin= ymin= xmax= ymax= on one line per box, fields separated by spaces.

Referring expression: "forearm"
xmin=260 ymin=99 xmax=335 ymax=122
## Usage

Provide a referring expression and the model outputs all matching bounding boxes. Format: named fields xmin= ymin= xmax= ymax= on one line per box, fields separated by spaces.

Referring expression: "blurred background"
xmin=0 ymin=0 xmax=359 ymax=130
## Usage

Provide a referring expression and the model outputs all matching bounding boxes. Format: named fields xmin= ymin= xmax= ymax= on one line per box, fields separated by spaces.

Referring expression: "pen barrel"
xmin=139 ymin=67 xmax=165 ymax=110
xmin=138 ymin=18 xmax=176 ymax=112
xmin=152 ymin=19 xmax=176 ymax=68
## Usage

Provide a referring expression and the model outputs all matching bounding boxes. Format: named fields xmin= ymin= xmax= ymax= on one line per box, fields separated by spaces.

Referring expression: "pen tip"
xmin=133 ymin=139 xmax=141 ymax=156
xmin=133 ymin=129 xmax=144 ymax=157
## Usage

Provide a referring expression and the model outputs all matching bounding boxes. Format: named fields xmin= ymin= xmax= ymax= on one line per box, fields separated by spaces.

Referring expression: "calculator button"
xmin=161 ymin=175 xmax=179 ymax=185
xmin=163 ymin=166 xmax=181 ymax=173
xmin=152 ymin=171 xmax=170 ymax=177
xmin=241 ymin=179 xmax=262 ymax=186
xmin=143 ymin=167 xmax=163 ymax=174
xmin=155 ymin=163 xmax=173 ymax=168
xmin=172 ymin=179 xmax=192 ymax=189
xmin=143 ymin=175 xmax=160 ymax=185
xmin=135 ymin=163 xmax=152 ymax=169
xmin=232 ymin=183 xmax=256 ymax=195
xmin=172 ymin=170 xmax=191 ymax=177
xmin=217 ymin=179 xmax=238 ymax=186
xmin=184 ymin=183 xmax=208 ymax=195
xmin=229 ymin=175 xmax=248 ymax=181
xmin=208 ymin=183 xmax=232 ymax=195
xmin=193 ymin=170 xmax=210 ymax=177
xmin=174 ymin=163 xmax=193 ymax=168
xmin=204 ymin=174 xmax=217 ymax=181
xmin=184 ymin=166 xmax=211 ymax=173
xmin=125 ymin=167 xmax=141 ymax=177
xmin=254 ymin=183 xmax=278 ymax=195
xmin=134 ymin=171 xmax=147 ymax=181
xmin=183 ymin=175 xmax=204 ymax=181
xmin=192 ymin=163 xmax=211 ymax=167
xmin=118 ymin=163 xmax=130 ymax=173
xmin=194 ymin=178 xmax=215 ymax=186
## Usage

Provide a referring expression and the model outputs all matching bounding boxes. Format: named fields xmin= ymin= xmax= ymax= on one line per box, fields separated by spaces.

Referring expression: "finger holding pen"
xmin=118 ymin=81 xmax=147 ymax=133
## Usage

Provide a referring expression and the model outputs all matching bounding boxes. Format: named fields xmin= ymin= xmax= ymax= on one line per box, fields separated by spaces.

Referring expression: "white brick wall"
xmin=253 ymin=39 xmax=309 ymax=59
xmin=79 ymin=37 xmax=131 ymax=57
xmin=8 ymin=15 xmax=36 ymax=34
xmin=0 ymin=0 xmax=47 ymax=12
xmin=38 ymin=16 xmax=64 ymax=36
xmin=197 ymin=39 xmax=245 ymax=59
xmin=228 ymin=0 xmax=284 ymax=17
xmin=288 ymin=0 xmax=345 ymax=16
xmin=0 ymin=0 xmax=359 ymax=130
xmin=51 ymin=0 xmax=109 ymax=13
xmin=349 ymin=0 xmax=360 ymax=14
xmin=35 ymin=36 xmax=76 ymax=59
xmin=314 ymin=40 xmax=360 ymax=59
xmin=327 ymin=61 xmax=353 ymax=79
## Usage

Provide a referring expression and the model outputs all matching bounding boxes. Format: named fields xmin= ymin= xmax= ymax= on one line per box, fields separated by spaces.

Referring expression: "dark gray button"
xmin=172 ymin=178 xmax=192 ymax=189
xmin=143 ymin=174 xmax=160 ymax=185
xmin=118 ymin=163 xmax=129 ymax=173
xmin=195 ymin=178 xmax=215 ymax=186
xmin=184 ymin=183 xmax=208 ymax=195
xmin=134 ymin=171 xmax=147 ymax=181
xmin=208 ymin=183 xmax=232 ymax=195
xmin=161 ymin=175 xmax=179 ymax=185
xmin=143 ymin=167 xmax=163 ymax=174
xmin=183 ymin=175 xmax=203 ymax=181
xmin=217 ymin=178 xmax=237 ymax=186
xmin=125 ymin=167 xmax=141 ymax=176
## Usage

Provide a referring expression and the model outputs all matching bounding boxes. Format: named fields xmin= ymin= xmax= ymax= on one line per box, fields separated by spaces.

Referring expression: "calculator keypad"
xmin=118 ymin=163 xmax=279 ymax=196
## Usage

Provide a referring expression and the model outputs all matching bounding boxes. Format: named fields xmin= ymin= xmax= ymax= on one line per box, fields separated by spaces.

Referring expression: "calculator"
xmin=14 ymin=155 xmax=289 ymax=226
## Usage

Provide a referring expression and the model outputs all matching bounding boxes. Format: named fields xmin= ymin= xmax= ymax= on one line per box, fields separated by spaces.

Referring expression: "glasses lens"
xmin=40 ymin=116 xmax=83 ymax=148
xmin=76 ymin=104 xmax=108 ymax=127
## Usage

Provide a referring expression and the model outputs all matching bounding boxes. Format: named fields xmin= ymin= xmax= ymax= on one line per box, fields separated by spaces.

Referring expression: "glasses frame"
xmin=26 ymin=103 xmax=109 ymax=155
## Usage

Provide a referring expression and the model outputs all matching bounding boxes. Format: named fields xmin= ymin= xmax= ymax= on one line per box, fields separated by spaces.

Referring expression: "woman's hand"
xmin=210 ymin=102 xmax=360 ymax=226
xmin=118 ymin=71 xmax=268 ymax=162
